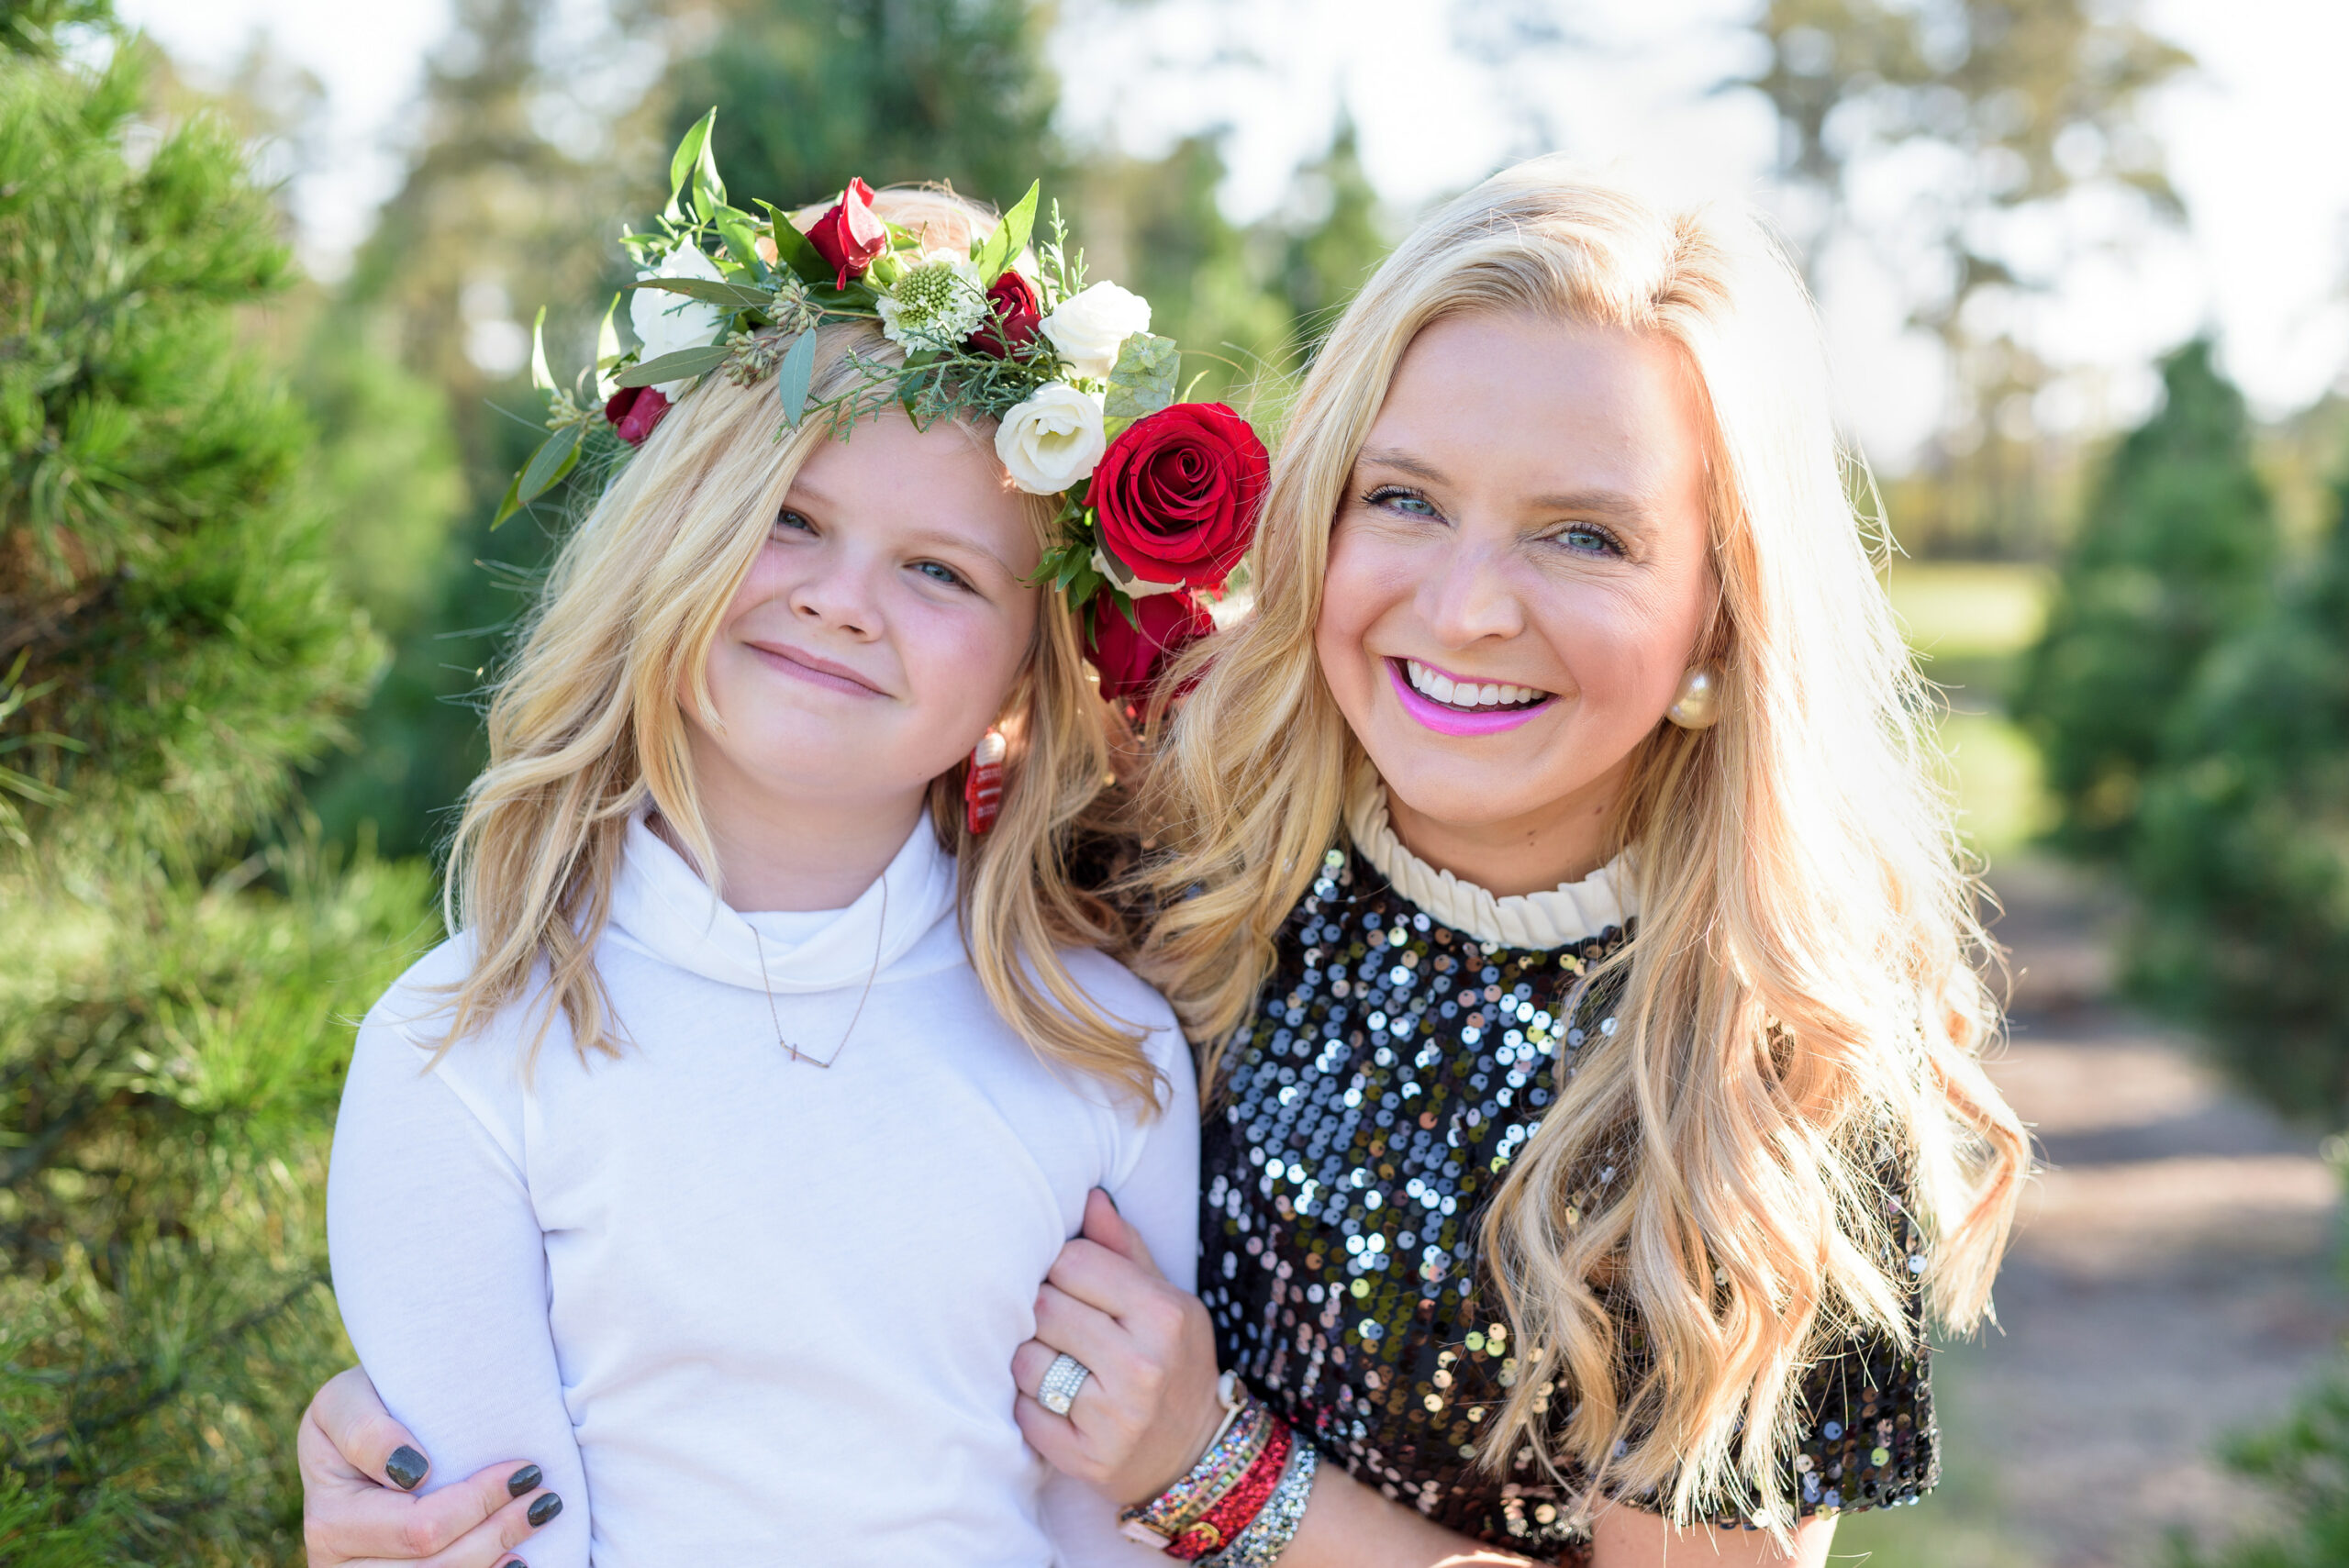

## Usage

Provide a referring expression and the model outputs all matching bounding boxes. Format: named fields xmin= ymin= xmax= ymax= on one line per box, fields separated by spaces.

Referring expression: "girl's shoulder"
xmin=1052 ymin=943 xmax=1197 ymax=1103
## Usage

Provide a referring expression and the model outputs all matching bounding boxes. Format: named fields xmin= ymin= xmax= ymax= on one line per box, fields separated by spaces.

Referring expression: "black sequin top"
xmin=1198 ymin=845 xmax=1935 ymax=1561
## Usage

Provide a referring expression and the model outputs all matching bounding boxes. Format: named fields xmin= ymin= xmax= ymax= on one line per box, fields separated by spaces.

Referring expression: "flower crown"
xmin=501 ymin=110 xmax=1265 ymax=698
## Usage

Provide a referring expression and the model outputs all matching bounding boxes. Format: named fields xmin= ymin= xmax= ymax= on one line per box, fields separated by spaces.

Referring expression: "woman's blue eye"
xmin=1368 ymin=486 xmax=1439 ymax=517
xmin=1561 ymin=524 xmax=1619 ymax=555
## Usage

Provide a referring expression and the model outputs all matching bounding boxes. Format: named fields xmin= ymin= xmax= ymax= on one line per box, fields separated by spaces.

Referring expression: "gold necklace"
xmin=748 ymin=873 xmax=887 ymax=1069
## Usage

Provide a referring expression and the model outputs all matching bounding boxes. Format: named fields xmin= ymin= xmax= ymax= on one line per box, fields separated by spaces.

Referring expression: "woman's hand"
xmin=297 ymin=1366 xmax=561 ymax=1567
xmin=1012 ymin=1188 xmax=1228 ymax=1505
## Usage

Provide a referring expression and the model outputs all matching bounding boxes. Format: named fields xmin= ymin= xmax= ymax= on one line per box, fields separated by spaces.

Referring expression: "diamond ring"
xmin=1039 ymin=1351 xmax=1091 ymax=1416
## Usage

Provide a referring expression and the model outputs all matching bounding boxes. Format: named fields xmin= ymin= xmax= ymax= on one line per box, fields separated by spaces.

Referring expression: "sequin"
xmin=1198 ymin=846 xmax=1942 ymax=1555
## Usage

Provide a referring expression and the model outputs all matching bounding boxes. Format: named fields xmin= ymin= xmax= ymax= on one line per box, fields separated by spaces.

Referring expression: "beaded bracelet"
xmin=1163 ymin=1422 xmax=1294 ymax=1562
xmin=1118 ymin=1385 xmax=1275 ymax=1547
xmin=1199 ymin=1440 xmax=1318 ymax=1568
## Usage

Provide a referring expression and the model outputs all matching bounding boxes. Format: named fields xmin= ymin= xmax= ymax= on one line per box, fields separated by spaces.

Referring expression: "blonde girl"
xmin=1010 ymin=159 xmax=2027 ymax=1567
xmin=314 ymin=188 xmax=1200 ymax=1568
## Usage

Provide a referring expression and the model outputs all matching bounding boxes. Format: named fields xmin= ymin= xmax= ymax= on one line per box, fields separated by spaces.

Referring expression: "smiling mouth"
xmin=1397 ymin=658 xmax=1552 ymax=714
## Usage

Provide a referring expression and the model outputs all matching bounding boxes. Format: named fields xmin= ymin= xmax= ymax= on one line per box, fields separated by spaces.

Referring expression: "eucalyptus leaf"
xmin=667 ymin=109 xmax=715 ymax=222
xmin=627 ymin=276 xmax=773 ymax=311
xmin=491 ymin=470 xmax=526 ymax=529
xmin=516 ymin=423 xmax=584 ymax=506
xmin=973 ymin=181 xmax=1040 ymax=283
xmin=613 ymin=344 xmax=731 ymax=389
xmin=776 ymin=330 xmax=817 ymax=427
xmin=1103 ymin=333 xmax=1179 ymax=435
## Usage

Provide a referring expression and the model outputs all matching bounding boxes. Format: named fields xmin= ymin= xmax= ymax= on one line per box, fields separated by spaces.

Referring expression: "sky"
xmin=120 ymin=0 xmax=2349 ymax=470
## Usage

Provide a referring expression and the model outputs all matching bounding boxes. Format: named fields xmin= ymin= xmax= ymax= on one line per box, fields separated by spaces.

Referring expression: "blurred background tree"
xmin=1741 ymin=0 xmax=2193 ymax=556
xmin=2012 ymin=339 xmax=2278 ymax=861
xmin=0 ymin=6 xmax=434 ymax=1561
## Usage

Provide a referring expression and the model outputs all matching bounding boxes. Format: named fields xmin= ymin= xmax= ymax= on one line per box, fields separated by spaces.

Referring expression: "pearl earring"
xmin=1665 ymin=665 xmax=1722 ymax=730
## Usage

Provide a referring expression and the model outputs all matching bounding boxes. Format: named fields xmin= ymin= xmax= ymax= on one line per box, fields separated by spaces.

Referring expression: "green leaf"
xmin=691 ymin=123 xmax=728 ymax=223
xmin=628 ymin=276 xmax=773 ymax=311
xmin=595 ymin=294 xmax=624 ymax=396
xmin=529 ymin=306 xmax=555 ymax=395
xmin=713 ymin=207 xmax=761 ymax=271
xmin=614 ymin=344 xmax=731 ymax=388
xmin=491 ymin=470 xmax=526 ymax=529
xmin=973 ymin=180 xmax=1040 ymax=283
xmin=667 ymin=109 xmax=716 ymax=222
xmin=516 ymin=423 xmax=584 ymax=507
xmin=776 ymin=330 xmax=817 ymax=427
xmin=1102 ymin=333 xmax=1179 ymax=436
xmin=753 ymin=200 xmax=833 ymax=287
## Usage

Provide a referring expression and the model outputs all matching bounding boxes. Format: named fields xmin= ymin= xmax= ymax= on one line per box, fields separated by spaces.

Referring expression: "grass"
xmin=1881 ymin=562 xmax=2056 ymax=863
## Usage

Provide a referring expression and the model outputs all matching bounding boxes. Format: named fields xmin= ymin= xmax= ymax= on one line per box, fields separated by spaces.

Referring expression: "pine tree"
xmin=2012 ymin=339 xmax=2278 ymax=860
xmin=0 ymin=20 xmax=430 ymax=1563
xmin=2125 ymin=472 xmax=2349 ymax=1117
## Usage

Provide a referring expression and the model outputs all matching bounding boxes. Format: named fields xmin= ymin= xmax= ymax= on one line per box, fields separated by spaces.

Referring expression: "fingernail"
xmin=1104 ymin=1190 xmax=1121 ymax=1213
xmin=385 ymin=1445 xmax=427 ymax=1490
xmin=506 ymin=1464 xmax=542 ymax=1497
xmin=527 ymin=1492 xmax=563 ymax=1528
xmin=504 ymin=1560 xmax=528 ymax=1568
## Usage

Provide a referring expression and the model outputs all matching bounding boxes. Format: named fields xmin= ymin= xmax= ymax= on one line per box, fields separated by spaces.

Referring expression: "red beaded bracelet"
xmin=1163 ymin=1420 xmax=1296 ymax=1562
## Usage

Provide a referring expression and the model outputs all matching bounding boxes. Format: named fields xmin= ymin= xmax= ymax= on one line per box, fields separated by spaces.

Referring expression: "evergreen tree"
xmin=2125 ymin=473 xmax=2349 ymax=1117
xmin=0 ymin=19 xmax=429 ymax=1562
xmin=2012 ymin=339 xmax=2277 ymax=860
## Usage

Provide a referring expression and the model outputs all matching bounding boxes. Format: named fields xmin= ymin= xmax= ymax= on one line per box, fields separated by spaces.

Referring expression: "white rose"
xmin=630 ymin=242 xmax=728 ymax=395
xmin=1039 ymin=281 xmax=1152 ymax=380
xmin=994 ymin=382 xmax=1108 ymax=495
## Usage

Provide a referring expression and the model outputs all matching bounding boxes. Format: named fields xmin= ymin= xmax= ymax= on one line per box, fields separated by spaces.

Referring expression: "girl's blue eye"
xmin=775 ymin=507 xmax=816 ymax=534
xmin=914 ymin=561 xmax=969 ymax=589
xmin=1367 ymin=485 xmax=1440 ymax=518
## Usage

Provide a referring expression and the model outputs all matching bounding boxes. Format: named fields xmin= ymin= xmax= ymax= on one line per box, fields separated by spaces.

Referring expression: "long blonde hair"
xmin=442 ymin=192 xmax=1158 ymax=1105
xmin=1134 ymin=158 xmax=2026 ymax=1524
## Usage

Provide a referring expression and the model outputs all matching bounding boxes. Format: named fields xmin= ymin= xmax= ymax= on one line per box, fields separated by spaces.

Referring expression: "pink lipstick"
xmin=1385 ymin=659 xmax=1553 ymax=737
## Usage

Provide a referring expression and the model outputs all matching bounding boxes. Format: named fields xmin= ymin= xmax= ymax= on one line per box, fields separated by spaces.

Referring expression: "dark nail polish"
xmin=526 ymin=1492 xmax=563 ymax=1528
xmin=1102 ymin=1188 xmax=1121 ymax=1213
xmin=385 ymin=1445 xmax=428 ymax=1491
xmin=506 ymin=1464 xmax=542 ymax=1497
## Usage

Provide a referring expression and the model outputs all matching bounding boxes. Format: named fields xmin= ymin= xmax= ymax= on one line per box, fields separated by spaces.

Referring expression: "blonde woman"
xmin=1008 ymin=160 xmax=2028 ymax=1567
xmin=311 ymin=180 xmax=1233 ymax=1568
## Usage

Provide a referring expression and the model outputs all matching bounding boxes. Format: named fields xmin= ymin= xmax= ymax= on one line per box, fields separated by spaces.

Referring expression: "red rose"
xmin=807 ymin=176 xmax=887 ymax=289
xmin=1090 ymin=402 xmax=1268 ymax=591
xmin=1085 ymin=591 xmax=1213 ymax=701
xmin=604 ymin=385 xmax=672 ymax=446
xmin=967 ymin=271 xmax=1041 ymax=358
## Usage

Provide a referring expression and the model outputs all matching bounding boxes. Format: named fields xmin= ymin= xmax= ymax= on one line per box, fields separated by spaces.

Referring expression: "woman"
xmin=305 ymin=160 xmax=2026 ymax=1568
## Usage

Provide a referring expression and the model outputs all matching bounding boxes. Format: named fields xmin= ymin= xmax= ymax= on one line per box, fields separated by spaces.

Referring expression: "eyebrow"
xmin=1354 ymin=446 xmax=1658 ymax=527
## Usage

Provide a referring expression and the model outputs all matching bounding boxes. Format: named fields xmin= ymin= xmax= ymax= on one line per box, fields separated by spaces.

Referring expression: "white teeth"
xmin=1404 ymin=660 xmax=1545 ymax=710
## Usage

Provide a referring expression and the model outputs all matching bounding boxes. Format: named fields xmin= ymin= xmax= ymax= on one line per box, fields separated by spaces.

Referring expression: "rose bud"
xmin=604 ymin=384 xmax=673 ymax=447
xmin=1084 ymin=590 xmax=1213 ymax=701
xmin=967 ymin=271 xmax=1042 ymax=359
xmin=806 ymin=176 xmax=888 ymax=289
xmin=1091 ymin=402 xmax=1269 ymax=591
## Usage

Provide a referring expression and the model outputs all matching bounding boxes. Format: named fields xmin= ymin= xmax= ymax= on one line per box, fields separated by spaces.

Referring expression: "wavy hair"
xmin=1132 ymin=158 xmax=2027 ymax=1525
xmin=440 ymin=191 xmax=1159 ymax=1106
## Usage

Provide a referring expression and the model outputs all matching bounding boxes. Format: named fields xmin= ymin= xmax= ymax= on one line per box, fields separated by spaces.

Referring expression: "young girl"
xmin=318 ymin=162 xmax=1248 ymax=1567
xmin=1007 ymin=161 xmax=2030 ymax=1566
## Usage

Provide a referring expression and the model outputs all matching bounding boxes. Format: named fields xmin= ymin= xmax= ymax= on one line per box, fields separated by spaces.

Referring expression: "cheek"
xmin=1532 ymin=570 xmax=1709 ymax=714
xmin=1314 ymin=520 xmax=1405 ymax=674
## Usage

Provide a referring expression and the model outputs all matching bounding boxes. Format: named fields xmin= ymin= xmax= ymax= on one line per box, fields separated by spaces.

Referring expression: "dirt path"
xmin=1837 ymin=857 xmax=2347 ymax=1568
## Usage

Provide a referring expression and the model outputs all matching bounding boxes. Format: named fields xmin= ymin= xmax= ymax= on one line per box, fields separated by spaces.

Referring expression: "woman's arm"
xmin=1014 ymin=1203 xmax=1837 ymax=1568
xmin=323 ymin=1018 xmax=587 ymax=1566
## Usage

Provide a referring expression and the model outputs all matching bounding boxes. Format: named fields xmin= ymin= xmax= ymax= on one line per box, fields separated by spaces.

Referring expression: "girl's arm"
xmin=324 ymin=1015 xmax=588 ymax=1567
xmin=1015 ymin=1207 xmax=1837 ymax=1568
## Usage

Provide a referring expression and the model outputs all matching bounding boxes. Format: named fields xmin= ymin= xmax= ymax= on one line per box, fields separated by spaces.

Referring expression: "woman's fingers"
xmin=303 ymin=1451 xmax=551 ymax=1564
xmin=1078 ymin=1187 xmax=1164 ymax=1276
xmin=307 ymin=1365 xmax=429 ymax=1491
xmin=1033 ymin=1280 xmax=1139 ymax=1389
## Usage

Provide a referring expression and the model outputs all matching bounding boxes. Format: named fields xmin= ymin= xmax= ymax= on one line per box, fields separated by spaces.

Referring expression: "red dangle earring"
xmin=963 ymin=728 xmax=1008 ymax=835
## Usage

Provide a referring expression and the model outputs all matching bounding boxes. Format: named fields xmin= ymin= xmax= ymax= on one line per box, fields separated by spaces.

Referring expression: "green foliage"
xmin=2166 ymin=1356 xmax=2349 ymax=1568
xmin=2123 ymin=475 xmax=2349 ymax=1117
xmin=0 ymin=21 xmax=439 ymax=1561
xmin=2012 ymin=340 xmax=2278 ymax=860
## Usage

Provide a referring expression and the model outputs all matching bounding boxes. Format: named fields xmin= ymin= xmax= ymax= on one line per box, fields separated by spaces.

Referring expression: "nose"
xmin=1414 ymin=535 xmax=1526 ymax=649
xmin=785 ymin=550 xmax=884 ymax=639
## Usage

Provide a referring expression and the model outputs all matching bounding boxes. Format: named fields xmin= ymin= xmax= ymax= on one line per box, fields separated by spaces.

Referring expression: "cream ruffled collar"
xmin=1342 ymin=781 xmax=1637 ymax=951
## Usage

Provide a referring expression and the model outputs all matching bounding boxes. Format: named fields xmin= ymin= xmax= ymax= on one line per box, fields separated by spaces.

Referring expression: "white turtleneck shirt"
xmin=327 ymin=815 xmax=1197 ymax=1568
